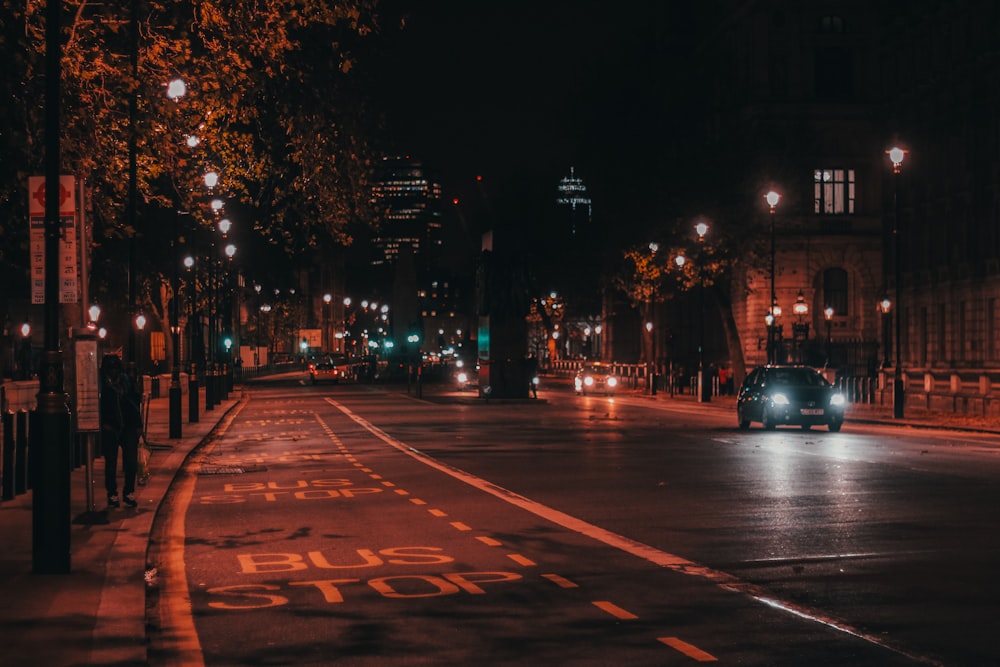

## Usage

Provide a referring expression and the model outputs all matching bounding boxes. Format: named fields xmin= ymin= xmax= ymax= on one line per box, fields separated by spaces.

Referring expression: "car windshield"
xmin=584 ymin=366 xmax=610 ymax=376
xmin=768 ymin=368 xmax=826 ymax=386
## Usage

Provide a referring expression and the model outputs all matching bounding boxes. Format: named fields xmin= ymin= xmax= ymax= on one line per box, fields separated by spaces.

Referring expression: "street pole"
xmin=169 ymin=212 xmax=185 ymax=438
xmin=890 ymin=149 xmax=906 ymax=418
xmin=695 ymin=222 xmax=710 ymax=403
xmin=126 ymin=0 xmax=139 ymax=383
xmin=33 ymin=0 xmax=72 ymax=573
xmin=698 ymin=277 xmax=708 ymax=402
xmin=766 ymin=191 xmax=780 ymax=365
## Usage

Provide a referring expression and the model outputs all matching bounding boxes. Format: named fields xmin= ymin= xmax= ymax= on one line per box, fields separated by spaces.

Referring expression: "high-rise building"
xmin=370 ymin=156 xmax=443 ymax=267
xmin=556 ymin=166 xmax=592 ymax=237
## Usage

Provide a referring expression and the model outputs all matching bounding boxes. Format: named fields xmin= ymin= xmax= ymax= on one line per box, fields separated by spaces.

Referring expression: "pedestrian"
xmin=525 ymin=353 xmax=539 ymax=398
xmin=99 ymin=354 xmax=143 ymax=509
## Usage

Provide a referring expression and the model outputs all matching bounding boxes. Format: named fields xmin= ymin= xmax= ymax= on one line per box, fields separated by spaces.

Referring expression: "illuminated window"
xmin=813 ymin=168 xmax=855 ymax=214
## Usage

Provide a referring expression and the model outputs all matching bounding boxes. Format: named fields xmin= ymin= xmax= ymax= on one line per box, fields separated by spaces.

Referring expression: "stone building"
xmin=696 ymin=0 xmax=1000 ymax=414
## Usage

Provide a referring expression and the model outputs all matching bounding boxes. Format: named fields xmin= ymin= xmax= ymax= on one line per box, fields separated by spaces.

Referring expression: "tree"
xmin=3 ymin=0 xmax=384 ymax=371
xmin=613 ymin=242 xmax=677 ymax=364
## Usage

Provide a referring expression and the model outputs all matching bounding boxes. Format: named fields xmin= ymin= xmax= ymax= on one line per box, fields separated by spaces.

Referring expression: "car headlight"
xmin=771 ymin=393 xmax=790 ymax=406
xmin=606 ymin=377 xmax=618 ymax=388
xmin=457 ymin=372 xmax=468 ymax=383
xmin=584 ymin=376 xmax=594 ymax=386
xmin=830 ymin=393 xmax=845 ymax=406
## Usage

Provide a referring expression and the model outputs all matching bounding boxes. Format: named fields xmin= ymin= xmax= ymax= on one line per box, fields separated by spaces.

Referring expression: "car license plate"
xmin=800 ymin=408 xmax=824 ymax=415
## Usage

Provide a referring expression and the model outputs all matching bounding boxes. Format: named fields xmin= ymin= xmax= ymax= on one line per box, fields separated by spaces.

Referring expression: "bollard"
xmin=16 ymin=410 xmax=28 ymax=494
xmin=2 ymin=411 xmax=14 ymax=500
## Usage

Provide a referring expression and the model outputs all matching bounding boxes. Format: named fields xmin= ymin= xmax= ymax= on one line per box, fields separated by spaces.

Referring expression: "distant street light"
xmin=19 ymin=321 xmax=31 ymax=380
xmin=695 ymin=221 xmax=710 ymax=402
xmin=887 ymin=146 xmax=907 ymax=418
xmin=765 ymin=190 xmax=781 ymax=364
xmin=878 ymin=297 xmax=892 ymax=369
xmin=166 ymin=78 xmax=187 ymax=101
xmin=824 ymin=306 xmax=835 ymax=366
xmin=323 ymin=293 xmax=332 ymax=351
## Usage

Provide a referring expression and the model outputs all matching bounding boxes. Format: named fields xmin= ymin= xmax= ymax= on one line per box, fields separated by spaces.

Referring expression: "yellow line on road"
xmin=476 ymin=536 xmax=502 ymax=547
xmin=507 ymin=553 xmax=536 ymax=567
xmin=658 ymin=637 xmax=718 ymax=662
xmin=541 ymin=573 xmax=578 ymax=588
xmin=593 ymin=600 xmax=638 ymax=620
xmin=157 ymin=399 xmax=246 ymax=667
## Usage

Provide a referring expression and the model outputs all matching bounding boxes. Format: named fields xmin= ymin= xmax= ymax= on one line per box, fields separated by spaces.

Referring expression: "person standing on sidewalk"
xmin=99 ymin=354 xmax=142 ymax=508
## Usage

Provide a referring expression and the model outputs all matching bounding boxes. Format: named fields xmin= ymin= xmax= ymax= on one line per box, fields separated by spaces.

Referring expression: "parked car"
xmin=308 ymin=354 xmax=353 ymax=384
xmin=737 ymin=365 xmax=845 ymax=431
xmin=574 ymin=363 xmax=619 ymax=396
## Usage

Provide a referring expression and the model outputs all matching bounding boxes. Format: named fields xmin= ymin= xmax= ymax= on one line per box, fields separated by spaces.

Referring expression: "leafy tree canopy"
xmin=3 ymin=0 xmax=383 ymax=300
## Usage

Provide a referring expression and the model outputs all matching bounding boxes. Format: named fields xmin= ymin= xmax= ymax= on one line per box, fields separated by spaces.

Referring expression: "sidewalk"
xmin=0 ymin=389 xmax=242 ymax=667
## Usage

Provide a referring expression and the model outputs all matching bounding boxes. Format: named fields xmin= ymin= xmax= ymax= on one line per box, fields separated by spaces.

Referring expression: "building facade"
xmin=695 ymin=1 xmax=1000 ymax=414
xmin=369 ymin=156 xmax=444 ymax=268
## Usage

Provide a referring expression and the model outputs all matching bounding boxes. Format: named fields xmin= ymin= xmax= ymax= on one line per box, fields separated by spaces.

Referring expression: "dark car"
xmin=308 ymin=355 xmax=352 ymax=384
xmin=574 ymin=363 xmax=619 ymax=396
xmin=737 ymin=365 xmax=845 ymax=431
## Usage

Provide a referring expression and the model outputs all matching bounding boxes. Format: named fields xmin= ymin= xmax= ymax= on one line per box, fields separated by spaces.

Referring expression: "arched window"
xmin=823 ymin=268 xmax=848 ymax=316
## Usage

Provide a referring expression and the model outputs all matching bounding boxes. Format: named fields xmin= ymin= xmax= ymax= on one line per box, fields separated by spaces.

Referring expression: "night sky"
xmin=368 ymin=2 xmax=699 ymax=258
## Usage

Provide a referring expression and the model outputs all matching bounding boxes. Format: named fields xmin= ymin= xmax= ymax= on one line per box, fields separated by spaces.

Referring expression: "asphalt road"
xmin=147 ymin=379 xmax=1000 ymax=666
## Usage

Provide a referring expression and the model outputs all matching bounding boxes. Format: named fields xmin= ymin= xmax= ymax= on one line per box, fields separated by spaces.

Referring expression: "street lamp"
xmin=323 ymin=293 xmax=332 ymax=352
xmin=183 ymin=253 xmax=200 ymax=423
xmin=223 ymin=242 xmax=236 ymax=395
xmin=887 ymin=146 xmax=907 ymax=418
xmin=824 ymin=306 xmax=835 ymax=366
xmin=87 ymin=304 xmax=101 ymax=330
xmin=695 ymin=221 xmax=710 ymax=402
xmin=646 ymin=242 xmax=660 ymax=395
xmin=765 ymin=190 xmax=781 ymax=364
xmin=792 ymin=290 xmax=809 ymax=363
xmin=878 ymin=296 xmax=892 ymax=370
xmin=19 ymin=321 xmax=31 ymax=380
xmin=166 ymin=78 xmax=187 ymax=101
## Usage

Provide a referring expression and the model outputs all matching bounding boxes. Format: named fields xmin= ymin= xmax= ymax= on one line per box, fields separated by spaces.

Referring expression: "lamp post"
xmin=878 ymin=296 xmax=892 ymax=370
xmin=695 ymin=221 xmax=710 ymax=402
xmin=887 ymin=146 xmax=907 ymax=418
xmin=824 ymin=306 xmax=834 ymax=366
xmin=135 ymin=313 xmax=147 ymax=381
xmin=184 ymin=253 xmax=199 ymax=423
xmin=168 ymin=211 xmax=188 ymax=438
xmin=19 ymin=321 xmax=31 ymax=380
xmin=323 ymin=293 xmax=332 ymax=352
xmin=645 ymin=320 xmax=655 ymax=395
xmin=792 ymin=290 xmax=809 ymax=363
xmin=166 ymin=79 xmax=189 ymax=438
xmin=647 ymin=242 xmax=659 ymax=395
xmin=223 ymin=241 xmax=237 ymax=396
xmin=765 ymin=301 xmax=783 ymax=365
xmin=765 ymin=191 xmax=781 ymax=364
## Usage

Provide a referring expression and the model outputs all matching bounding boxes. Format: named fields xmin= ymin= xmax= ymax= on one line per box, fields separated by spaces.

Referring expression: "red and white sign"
xmin=28 ymin=175 xmax=79 ymax=304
